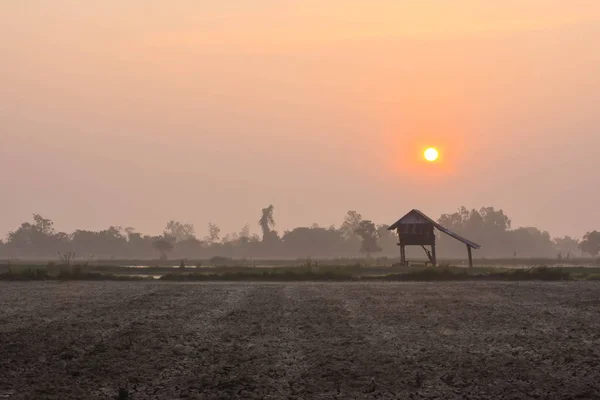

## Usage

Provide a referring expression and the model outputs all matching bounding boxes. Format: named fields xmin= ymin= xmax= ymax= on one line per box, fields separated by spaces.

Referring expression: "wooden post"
xmin=431 ymin=243 xmax=437 ymax=267
xmin=400 ymin=245 xmax=406 ymax=266
xmin=467 ymin=245 xmax=473 ymax=268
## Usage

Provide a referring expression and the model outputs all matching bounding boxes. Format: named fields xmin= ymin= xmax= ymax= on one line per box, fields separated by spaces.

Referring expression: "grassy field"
xmin=2 ymin=263 xmax=600 ymax=282
xmin=1 ymin=281 xmax=599 ymax=399
xmin=2 ymin=256 xmax=598 ymax=269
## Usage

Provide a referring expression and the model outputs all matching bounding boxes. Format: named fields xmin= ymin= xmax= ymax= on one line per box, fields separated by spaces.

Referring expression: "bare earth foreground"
xmin=1 ymin=282 xmax=599 ymax=399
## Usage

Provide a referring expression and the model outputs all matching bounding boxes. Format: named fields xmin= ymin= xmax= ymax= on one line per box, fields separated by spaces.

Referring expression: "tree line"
xmin=0 ymin=206 xmax=598 ymax=260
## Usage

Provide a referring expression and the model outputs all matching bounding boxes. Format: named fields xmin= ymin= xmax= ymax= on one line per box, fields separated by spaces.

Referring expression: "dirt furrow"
xmin=163 ymin=284 xmax=291 ymax=399
xmin=0 ymin=284 xmax=246 ymax=399
xmin=265 ymin=283 xmax=388 ymax=399
xmin=334 ymin=282 xmax=600 ymax=399
xmin=0 ymin=282 xmax=165 ymax=334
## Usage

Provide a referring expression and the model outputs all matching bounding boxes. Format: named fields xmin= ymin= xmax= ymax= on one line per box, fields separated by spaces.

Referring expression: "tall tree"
xmin=437 ymin=207 xmax=512 ymax=257
xmin=281 ymin=226 xmax=345 ymax=257
xmin=7 ymin=214 xmax=60 ymax=257
xmin=259 ymin=205 xmax=276 ymax=240
xmin=206 ymin=223 xmax=221 ymax=244
xmin=377 ymin=224 xmax=398 ymax=254
xmin=164 ymin=221 xmax=196 ymax=242
xmin=239 ymin=224 xmax=251 ymax=239
xmin=32 ymin=214 xmax=55 ymax=236
xmin=355 ymin=220 xmax=381 ymax=257
xmin=553 ymin=236 xmax=580 ymax=258
xmin=340 ymin=210 xmax=363 ymax=240
xmin=579 ymin=231 xmax=600 ymax=256
xmin=511 ymin=227 xmax=555 ymax=257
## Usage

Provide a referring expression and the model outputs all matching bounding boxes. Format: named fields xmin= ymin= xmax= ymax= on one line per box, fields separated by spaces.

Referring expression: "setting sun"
xmin=424 ymin=147 xmax=439 ymax=162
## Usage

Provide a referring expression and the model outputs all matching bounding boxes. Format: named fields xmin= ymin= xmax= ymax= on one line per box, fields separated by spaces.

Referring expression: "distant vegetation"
xmin=0 ymin=206 xmax=597 ymax=261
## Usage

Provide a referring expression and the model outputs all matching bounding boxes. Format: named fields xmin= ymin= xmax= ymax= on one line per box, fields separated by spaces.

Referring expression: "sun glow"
xmin=424 ymin=147 xmax=439 ymax=162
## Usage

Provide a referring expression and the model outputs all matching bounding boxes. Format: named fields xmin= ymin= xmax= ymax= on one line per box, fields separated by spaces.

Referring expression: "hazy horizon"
xmin=2 ymin=1 xmax=600 ymax=239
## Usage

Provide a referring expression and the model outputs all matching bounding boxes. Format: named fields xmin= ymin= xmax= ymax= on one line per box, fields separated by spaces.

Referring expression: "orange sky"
xmin=1 ymin=1 xmax=599 ymax=238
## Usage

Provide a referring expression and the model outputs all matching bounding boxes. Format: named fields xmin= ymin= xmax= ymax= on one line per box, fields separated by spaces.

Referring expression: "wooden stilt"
xmin=467 ymin=245 xmax=473 ymax=268
xmin=400 ymin=245 xmax=406 ymax=266
xmin=431 ymin=243 xmax=437 ymax=267
xmin=397 ymin=234 xmax=403 ymax=265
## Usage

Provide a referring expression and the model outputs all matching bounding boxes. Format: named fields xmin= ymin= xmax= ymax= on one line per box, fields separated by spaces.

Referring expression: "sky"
xmin=1 ymin=1 xmax=599 ymax=239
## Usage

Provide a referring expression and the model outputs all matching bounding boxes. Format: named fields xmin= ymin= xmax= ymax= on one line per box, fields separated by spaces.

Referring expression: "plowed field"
xmin=1 ymin=282 xmax=599 ymax=399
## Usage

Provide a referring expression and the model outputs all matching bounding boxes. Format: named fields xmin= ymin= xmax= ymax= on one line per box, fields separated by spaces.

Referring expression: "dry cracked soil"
xmin=1 ymin=281 xmax=599 ymax=399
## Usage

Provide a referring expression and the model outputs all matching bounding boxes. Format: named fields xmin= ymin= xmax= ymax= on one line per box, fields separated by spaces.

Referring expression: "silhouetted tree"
xmin=239 ymin=224 xmax=251 ymax=239
xmin=175 ymin=238 xmax=204 ymax=258
xmin=0 ymin=207 xmax=594 ymax=260
xmin=281 ymin=226 xmax=345 ymax=257
xmin=153 ymin=239 xmax=174 ymax=260
xmin=222 ymin=232 xmax=239 ymax=244
xmin=32 ymin=214 xmax=55 ymax=236
xmin=259 ymin=205 xmax=276 ymax=240
xmin=164 ymin=221 xmax=196 ymax=242
xmin=340 ymin=210 xmax=363 ymax=240
xmin=257 ymin=206 xmax=280 ymax=254
xmin=579 ymin=231 xmax=600 ymax=256
xmin=206 ymin=223 xmax=221 ymax=244
xmin=6 ymin=214 xmax=64 ymax=257
xmin=355 ymin=220 xmax=381 ymax=257
xmin=95 ymin=227 xmax=128 ymax=257
xmin=511 ymin=227 xmax=555 ymax=257
xmin=553 ymin=236 xmax=580 ymax=259
xmin=377 ymin=224 xmax=398 ymax=254
xmin=124 ymin=230 xmax=156 ymax=258
xmin=437 ymin=207 xmax=513 ymax=257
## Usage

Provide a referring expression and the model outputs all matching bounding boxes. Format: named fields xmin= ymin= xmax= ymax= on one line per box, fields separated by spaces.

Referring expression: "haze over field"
xmin=1 ymin=1 xmax=599 ymax=238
